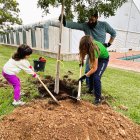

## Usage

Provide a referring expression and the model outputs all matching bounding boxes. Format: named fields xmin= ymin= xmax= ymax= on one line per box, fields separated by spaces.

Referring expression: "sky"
xmin=17 ymin=0 xmax=140 ymax=25
xmin=17 ymin=0 xmax=61 ymax=25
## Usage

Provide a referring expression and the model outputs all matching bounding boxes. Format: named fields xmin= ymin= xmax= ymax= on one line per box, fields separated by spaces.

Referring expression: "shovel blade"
xmin=68 ymin=95 xmax=81 ymax=102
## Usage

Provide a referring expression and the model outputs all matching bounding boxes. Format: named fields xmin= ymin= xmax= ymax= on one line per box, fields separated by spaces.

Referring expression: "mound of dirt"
xmin=0 ymin=100 xmax=140 ymax=140
xmin=0 ymin=75 xmax=140 ymax=139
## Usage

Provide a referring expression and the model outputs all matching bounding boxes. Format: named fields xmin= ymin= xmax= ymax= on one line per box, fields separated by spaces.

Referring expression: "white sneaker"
xmin=20 ymin=92 xmax=25 ymax=95
xmin=12 ymin=100 xmax=25 ymax=106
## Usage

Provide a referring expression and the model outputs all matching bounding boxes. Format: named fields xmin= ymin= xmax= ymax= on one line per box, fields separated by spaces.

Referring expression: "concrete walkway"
xmin=108 ymin=51 xmax=140 ymax=73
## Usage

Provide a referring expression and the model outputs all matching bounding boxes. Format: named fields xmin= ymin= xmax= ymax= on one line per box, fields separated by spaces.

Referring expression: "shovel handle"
xmin=77 ymin=66 xmax=82 ymax=99
xmin=37 ymin=76 xmax=59 ymax=105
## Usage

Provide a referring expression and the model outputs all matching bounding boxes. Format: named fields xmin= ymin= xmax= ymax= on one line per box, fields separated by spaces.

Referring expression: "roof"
xmin=133 ymin=0 xmax=140 ymax=12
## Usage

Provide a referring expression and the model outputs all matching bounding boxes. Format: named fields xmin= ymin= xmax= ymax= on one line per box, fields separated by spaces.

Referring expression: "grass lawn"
xmin=0 ymin=44 xmax=140 ymax=124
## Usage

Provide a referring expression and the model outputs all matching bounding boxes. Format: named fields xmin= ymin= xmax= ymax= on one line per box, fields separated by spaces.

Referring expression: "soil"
xmin=0 ymin=75 xmax=140 ymax=140
xmin=36 ymin=75 xmax=79 ymax=99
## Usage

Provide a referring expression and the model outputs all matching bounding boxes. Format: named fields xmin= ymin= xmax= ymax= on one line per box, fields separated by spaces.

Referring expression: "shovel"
xmin=69 ymin=66 xmax=82 ymax=101
xmin=77 ymin=65 xmax=82 ymax=100
xmin=37 ymin=76 xmax=60 ymax=105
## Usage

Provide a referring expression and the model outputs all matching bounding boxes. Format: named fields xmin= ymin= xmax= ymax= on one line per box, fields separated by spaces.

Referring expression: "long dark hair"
xmin=79 ymin=35 xmax=99 ymax=65
xmin=12 ymin=44 xmax=32 ymax=61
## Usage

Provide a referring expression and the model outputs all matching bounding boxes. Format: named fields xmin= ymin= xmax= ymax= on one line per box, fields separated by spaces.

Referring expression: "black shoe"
xmin=87 ymin=88 xmax=94 ymax=95
xmin=87 ymin=89 xmax=93 ymax=94
xmin=93 ymin=99 xmax=101 ymax=105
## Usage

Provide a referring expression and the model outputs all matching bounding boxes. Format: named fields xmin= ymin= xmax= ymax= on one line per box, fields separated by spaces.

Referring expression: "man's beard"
xmin=87 ymin=21 xmax=97 ymax=29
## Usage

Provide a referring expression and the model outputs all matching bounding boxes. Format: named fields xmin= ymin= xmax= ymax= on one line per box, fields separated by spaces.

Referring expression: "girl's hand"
xmin=78 ymin=75 xmax=86 ymax=82
xmin=79 ymin=63 xmax=84 ymax=67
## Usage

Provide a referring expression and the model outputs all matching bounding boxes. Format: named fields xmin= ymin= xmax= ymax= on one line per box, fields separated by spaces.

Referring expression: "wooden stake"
xmin=54 ymin=0 xmax=65 ymax=94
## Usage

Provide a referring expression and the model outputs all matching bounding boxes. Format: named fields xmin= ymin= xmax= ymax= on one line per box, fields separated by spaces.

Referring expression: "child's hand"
xmin=34 ymin=74 xmax=39 ymax=78
xmin=33 ymin=73 xmax=39 ymax=78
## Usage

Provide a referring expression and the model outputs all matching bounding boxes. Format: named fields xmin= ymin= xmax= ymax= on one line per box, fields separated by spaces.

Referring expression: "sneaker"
xmin=20 ymin=92 xmax=25 ymax=96
xmin=12 ymin=100 xmax=25 ymax=106
xmin=93 ymin=99 xmax=101 ymax=105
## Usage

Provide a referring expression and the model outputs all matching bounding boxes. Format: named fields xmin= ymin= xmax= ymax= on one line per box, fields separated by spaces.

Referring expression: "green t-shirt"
xmin=94 ymin=40 xmax=109 ymax=59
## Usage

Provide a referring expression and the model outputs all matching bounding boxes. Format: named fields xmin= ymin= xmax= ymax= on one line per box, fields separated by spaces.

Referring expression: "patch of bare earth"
xmin=0 ymin=100 xmax=140 ymax=140
xmin=0 ymin=75 xmax=140 ymax=140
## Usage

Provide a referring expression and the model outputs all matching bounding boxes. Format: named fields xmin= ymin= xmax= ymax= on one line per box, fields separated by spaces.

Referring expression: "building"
xmin=0 ymin=0 xmax=140 ymax=60
xmin=102 ymin=0 xmax=140 ymax=52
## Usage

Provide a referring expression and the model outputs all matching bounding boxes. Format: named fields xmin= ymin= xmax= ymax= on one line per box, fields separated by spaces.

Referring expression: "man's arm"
xmin=58 ymin=14 xmax=85 ymax=31
xmin=44 ymin=20 xmax=85 ymax=32
xmin=105 ymin=22 xmax=116 ymax=38
xmin=108 ymin=37 xmax=115 ymax=44
xmin=103 ymin=36 xmax=115 ymax=48
xmin=104 ymin=22 xmax=116 ymax=47
xmin=66 ymin=21 xmax=85 ymax=31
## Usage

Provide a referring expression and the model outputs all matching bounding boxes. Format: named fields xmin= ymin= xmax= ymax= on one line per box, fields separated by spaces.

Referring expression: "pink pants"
xmin=2 ymin=71 xmax=21 ymax=101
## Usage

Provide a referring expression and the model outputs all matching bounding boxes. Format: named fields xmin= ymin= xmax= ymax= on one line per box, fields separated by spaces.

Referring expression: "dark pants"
xmin=86 ymin=58 xmax=109 ymax=99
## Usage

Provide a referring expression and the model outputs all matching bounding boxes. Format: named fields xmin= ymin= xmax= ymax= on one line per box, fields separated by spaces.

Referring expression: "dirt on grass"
xmin=0 ymin=75 xmax=140 ymax=140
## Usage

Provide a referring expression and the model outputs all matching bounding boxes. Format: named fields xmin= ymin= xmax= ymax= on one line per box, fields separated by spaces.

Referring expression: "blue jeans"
xmin=85 ymin=57 xmax=109 ymax=99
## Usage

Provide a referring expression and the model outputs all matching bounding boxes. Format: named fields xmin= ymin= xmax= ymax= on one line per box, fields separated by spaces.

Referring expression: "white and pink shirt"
xmin=3 ymin=58 xmax=36 ymax=77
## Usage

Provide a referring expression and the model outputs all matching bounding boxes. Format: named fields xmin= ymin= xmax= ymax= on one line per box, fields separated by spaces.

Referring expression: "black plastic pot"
xmin=33 ymin=60 xmax=46 ymax=72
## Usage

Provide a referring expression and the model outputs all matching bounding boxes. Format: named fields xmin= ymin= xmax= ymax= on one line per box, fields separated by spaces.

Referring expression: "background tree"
xmin=37 ymin=0 xmax=127 ymax=23
xmin=0 ymin=0 xmax=22 ymax=33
